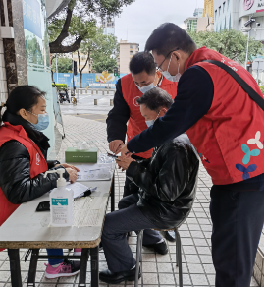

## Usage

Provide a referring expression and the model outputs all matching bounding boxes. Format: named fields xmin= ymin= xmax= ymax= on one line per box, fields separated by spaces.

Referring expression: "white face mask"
xmin=136 ymin=83 xmax=155 ymax=94
xmin=161 ymin=54 xmax=182 ymax=82
xmin=145 ymin=119 xmax=154 ymax=127
xmin=136 ymin=76 xmax=156 ymax=94
xmin=145 ymin=109 xmax=163 ymax=128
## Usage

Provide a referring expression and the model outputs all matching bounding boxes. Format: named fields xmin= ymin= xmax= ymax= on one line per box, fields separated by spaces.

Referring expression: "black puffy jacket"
xmin=0 ymin=112 xmax=69 ymax=204
xmin=126 ymin=134 xmax=199 ymax=229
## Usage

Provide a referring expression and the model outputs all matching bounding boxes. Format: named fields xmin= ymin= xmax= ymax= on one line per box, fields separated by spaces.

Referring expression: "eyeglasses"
xmin=157 ymin=48 xmax=180 ymax=72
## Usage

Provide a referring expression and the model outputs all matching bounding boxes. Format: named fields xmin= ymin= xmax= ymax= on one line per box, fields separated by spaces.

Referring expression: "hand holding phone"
xmin=107 ymin=152 xmax=121 ymax=161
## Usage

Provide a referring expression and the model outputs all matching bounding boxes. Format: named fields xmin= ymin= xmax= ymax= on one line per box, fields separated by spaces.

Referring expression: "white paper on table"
xmin=66 ymin=182 xmax=89 ymax=199
xmin=75 ymin=163 xmax=114 ymax=181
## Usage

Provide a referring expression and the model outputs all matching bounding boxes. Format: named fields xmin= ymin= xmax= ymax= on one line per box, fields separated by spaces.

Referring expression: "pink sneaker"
xmin=73 ymin=248 xmax=81 ymax=256
xmin=45 ymin=259 xmax=80 ymax=278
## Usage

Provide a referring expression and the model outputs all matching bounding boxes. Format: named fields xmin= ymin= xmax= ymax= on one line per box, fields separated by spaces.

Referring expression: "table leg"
xmin=111 ymin=174 xmax=115 ymax=211
xmin=8 ymin=249 xmax=22 ymax=287
xmin=90 ymin=246 xmax=99 ymax=287
xmin=27 ymin=249 xmax=39 ymax=287
xmin=78 ymin=248 xmax=89 ymax=287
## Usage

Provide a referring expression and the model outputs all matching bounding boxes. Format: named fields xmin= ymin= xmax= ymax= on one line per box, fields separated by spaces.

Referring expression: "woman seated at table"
xmin=0 ymin=86 xmax=80 ymax=279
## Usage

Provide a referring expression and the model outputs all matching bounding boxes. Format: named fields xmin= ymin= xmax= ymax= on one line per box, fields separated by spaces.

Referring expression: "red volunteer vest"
xmin=121 ymin=71 xmax=178 ymax=158
xmin=185 ymin=47 xmax=264 ymax=185
xmin=0 ymin=123 xmax=48 ymax=251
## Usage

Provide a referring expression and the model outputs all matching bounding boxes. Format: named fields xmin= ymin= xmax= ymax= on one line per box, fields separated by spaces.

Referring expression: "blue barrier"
xmin=52 ymin=72 xmax=128 ymax=88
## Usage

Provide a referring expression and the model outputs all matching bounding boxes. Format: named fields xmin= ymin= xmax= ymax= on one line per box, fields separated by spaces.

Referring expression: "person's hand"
xmin=109 ymin=140 xmax=124 ymax=154
xmin=121 ymin=144 xmax=132 ymax=158
xmin=55 ymin=163 xmax=80 ymax=172
xmin=116 ymin=156 xmax=135 ymax=171
xmin=66 ymin=168 xmax=78 ymax=183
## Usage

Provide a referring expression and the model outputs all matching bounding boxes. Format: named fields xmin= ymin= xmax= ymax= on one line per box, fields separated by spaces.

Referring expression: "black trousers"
xmin=123 ymin=154 xmax=145 ymax=197
xmin=210 ymin=186 xmax=264 ymax=287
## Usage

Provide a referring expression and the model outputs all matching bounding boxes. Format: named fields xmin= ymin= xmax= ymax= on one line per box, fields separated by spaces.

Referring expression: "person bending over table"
xmin=0 ymin=86 xmax=80 ymax=279
xmin=99 ymin=87 xmax=199 ymax=284
xmin=107 ymin=52 xmax=178 ymax=242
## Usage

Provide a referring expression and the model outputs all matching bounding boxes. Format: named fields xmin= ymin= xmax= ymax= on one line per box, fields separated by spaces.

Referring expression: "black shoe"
xmin=161 ymin=230 xmax=176 ymax=242
xmin=143 ymin=240 xmax=168 ymax=255
xmin=99 ymin=266 xmax=141 ymax=284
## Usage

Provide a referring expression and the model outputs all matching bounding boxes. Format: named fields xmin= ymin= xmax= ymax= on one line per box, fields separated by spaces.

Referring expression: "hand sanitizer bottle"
xmin=44 ymin=168 xmax=74 ymax=227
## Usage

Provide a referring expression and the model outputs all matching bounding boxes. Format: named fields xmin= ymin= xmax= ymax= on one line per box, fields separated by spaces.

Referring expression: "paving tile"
xmin=0 ymin=114 xmax=261 ymax=287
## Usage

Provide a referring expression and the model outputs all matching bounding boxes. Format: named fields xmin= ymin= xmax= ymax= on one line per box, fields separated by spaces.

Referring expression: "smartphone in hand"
xmin=107 ymin=152 xmax=120 ymax=161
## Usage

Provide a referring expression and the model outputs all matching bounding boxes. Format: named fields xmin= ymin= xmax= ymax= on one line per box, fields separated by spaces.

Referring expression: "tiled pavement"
xmin=0 ymin=115 xmax=260 ymax=287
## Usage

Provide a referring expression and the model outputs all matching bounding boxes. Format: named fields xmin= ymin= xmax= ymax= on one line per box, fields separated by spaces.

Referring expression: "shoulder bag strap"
xmin=203 ymin=59 xmax=264 ymax=111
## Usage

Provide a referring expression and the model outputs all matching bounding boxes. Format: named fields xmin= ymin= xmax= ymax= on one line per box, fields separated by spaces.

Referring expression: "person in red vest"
xmin=0 ymin=86 xmax=81 ymax=279
xmin=107 ymin=51 xmax=178 ymax=242
xmin=107 ymin=52 xmax=178 ymax=182
xmin=120 ymin=23 xmax=264 ymax=287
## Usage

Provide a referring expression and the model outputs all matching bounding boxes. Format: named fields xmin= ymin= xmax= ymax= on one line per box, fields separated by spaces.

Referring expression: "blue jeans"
xmin=46 ymin=249 xmax=64 ymax=265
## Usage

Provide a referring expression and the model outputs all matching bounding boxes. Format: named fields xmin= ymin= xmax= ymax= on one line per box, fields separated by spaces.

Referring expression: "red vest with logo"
xmin=121 ymin=72 xmax=178 ymax=158
xmin=185 ymin=47 xmax=264 ymax=185
xmin=0 ymin=123 xmax=48 ymax=251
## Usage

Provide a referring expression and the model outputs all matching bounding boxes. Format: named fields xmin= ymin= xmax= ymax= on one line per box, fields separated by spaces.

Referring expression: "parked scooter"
xmin=59 ymin=88 xmax=70 ymax=103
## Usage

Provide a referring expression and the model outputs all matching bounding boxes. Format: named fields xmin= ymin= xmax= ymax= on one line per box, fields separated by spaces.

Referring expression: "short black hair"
xmin=136 ymin=87 xmax=173 ymax=112
xmin=129 ymin=52 xmax=156 ymax=75
xmin=145 ymin=23 xmax=197 ymax=58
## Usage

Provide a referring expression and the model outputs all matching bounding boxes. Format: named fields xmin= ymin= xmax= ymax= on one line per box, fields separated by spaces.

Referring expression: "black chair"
xmin=134 ymin=227 xmax=183 ymax=287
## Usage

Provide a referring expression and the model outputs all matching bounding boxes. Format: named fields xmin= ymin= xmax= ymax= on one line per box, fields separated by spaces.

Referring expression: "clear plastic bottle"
xmin=44 ymin=168 xmax=74 ymax=227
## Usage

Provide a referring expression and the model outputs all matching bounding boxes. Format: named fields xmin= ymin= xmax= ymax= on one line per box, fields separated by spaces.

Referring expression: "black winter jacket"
xmin=126 ymin=134 xmax=199 ymax=229
xmin=0 ymin=112 xmax=69 ymax=204
xmin=106 ymin=79 xmax=130 ymax=143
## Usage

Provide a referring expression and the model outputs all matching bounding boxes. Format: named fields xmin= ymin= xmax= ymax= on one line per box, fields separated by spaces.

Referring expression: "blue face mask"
xmin=27 ymin=111 xmax=49 ymax=131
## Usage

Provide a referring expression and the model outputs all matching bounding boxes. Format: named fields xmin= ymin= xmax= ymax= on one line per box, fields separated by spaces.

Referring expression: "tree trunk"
xmin=79 ymin=51 xmax=90 ymax=88
xmin=49 ymin=0 xmax=80 ymax=54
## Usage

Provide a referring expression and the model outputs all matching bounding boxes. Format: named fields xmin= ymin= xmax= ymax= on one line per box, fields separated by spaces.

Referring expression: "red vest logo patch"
xmin=133 ymin=96 xmax=140 ymax=107
xmin=36 ymin=153 xmax=40 ymax=165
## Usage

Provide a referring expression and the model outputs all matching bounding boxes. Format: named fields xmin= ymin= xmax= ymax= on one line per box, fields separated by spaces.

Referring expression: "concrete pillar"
xmin=110 ymin=99 xmax=113 ymax=106
xmin=1 ymin=0 xmax=28 ymax=93
xmin=96 ymin=90 xmax=98 ymax=94
xmin=91 ymin=90 xmax=93 ymax=94
xmin=102 ymin=90 xmax=104 ymax=95
xmin=94 ymin=99 xmax=97 ymax=105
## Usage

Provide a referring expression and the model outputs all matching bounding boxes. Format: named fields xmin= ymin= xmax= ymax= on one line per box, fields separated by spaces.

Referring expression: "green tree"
xmin=77 ymin=28 xmax=118 ymax=86
xmin=92 ymin=57 xmax=117 ymax=73
xmin=51 ymin=57 xmax=73 ymax=73
xmin=187 ymin=29 xmax=264 ymax=64
xmin=48 ymin=0 xmax=134 ymax=53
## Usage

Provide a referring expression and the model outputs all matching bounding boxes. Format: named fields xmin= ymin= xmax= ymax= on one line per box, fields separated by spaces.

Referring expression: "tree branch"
xmin=50 ymin=37 xmax=82 ymax=53
xmin=49 ymin=0 xmax=76 ymax=51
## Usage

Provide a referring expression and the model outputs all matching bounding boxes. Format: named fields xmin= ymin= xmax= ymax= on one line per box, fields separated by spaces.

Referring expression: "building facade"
xmin=102 ymin=18 xmax=115 ymax=35
xmin=193 ymin=8 xmax=204 ymax=17
xmin=118 ymin=40 xmax=139 ymax=74
xmin=214 ymin=0 xmax=264 ymax=42
xmin=185 ymin=16 xmax=214 ymax=32
xmin=0 ymin=0 xmax=71 ymax=150
xmin=203 ymin=0 xmax=214 ymax=18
